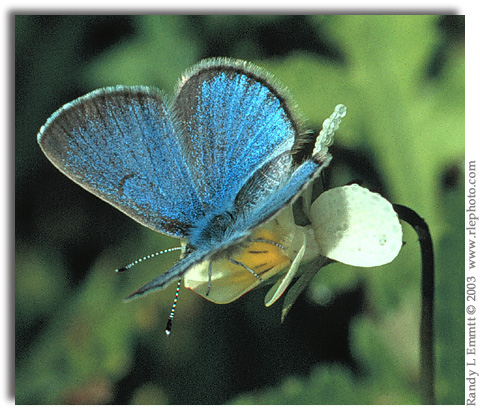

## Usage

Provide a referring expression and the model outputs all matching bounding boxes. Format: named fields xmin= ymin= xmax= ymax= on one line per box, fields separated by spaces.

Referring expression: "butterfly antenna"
xmin=165 ymin=277 xmax=182 ymax=336
xmin=116 ymin=247 xmax=185 ymax=272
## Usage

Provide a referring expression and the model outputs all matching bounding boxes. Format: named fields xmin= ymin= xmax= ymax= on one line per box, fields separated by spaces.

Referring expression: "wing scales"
xmin=38 ymin=86 xmax=203 ymax=237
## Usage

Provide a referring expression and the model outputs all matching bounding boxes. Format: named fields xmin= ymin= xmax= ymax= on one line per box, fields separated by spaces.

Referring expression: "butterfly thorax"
xmin=188 ymin=209 xmax=249 ymax=253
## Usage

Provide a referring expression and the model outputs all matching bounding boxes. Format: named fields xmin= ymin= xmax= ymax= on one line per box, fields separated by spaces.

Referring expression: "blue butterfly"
xmin=37 ymin=57 xmax=332 ymax=313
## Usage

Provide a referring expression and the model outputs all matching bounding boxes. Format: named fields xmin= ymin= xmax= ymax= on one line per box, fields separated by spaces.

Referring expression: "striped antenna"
xmin=165 ymin=277 xmax=182 ymax=336
xmin=116 ymin=247 xmax=184 ymax=272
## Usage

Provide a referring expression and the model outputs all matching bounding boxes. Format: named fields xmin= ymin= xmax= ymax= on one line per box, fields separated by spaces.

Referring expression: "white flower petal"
xmin=310 ymin=184 xmax=402 ymax=267
xmin=264 ymin=230 xmax=306 ymax=307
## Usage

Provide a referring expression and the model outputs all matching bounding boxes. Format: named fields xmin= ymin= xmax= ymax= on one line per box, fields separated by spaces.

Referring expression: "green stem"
xmin=393 ymin=204 xmax=435 ymax=405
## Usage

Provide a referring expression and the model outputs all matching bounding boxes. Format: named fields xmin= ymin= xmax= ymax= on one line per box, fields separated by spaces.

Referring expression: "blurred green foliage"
xmin=15 ymin=15 xmax=464 ymax=404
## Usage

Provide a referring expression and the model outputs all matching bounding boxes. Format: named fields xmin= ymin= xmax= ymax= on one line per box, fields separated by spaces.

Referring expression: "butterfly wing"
xmin=37 ymin=86 xmax=203 ymax=237
xmin=173 ymin=58 xmax=303 ymax=212
xmin=233 ymin=152 xmax=333 ymax=236
xmin=124 ymin=246 xmax=215 ymax=301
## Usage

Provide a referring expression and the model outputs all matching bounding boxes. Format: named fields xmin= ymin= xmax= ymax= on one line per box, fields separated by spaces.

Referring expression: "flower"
xmin=184 ymin=183 xmax=403 ymax=311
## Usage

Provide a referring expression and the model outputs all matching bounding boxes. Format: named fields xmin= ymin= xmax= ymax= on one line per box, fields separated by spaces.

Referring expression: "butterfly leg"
xmin=228 ymin=258 xmax=264 ymax=283
xmin=251 ymin=238 xmax=286 ymax=251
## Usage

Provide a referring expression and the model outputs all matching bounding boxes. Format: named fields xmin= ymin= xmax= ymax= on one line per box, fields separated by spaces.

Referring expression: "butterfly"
xmin=37 ymin=57 xmax=333 ymax=325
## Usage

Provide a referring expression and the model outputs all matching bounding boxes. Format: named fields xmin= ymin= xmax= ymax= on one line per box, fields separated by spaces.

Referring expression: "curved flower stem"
xmin=393 ymin=204 xmax=435 ymax=405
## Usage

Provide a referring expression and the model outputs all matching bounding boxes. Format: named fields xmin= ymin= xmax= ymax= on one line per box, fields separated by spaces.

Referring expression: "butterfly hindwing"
xmin=234 ymin=154 xmax=332 ymax=233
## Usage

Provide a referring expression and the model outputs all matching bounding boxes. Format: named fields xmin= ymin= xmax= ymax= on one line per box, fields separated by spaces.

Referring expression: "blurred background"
xmin=15 ymin=15 xmax=464 ymax=404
